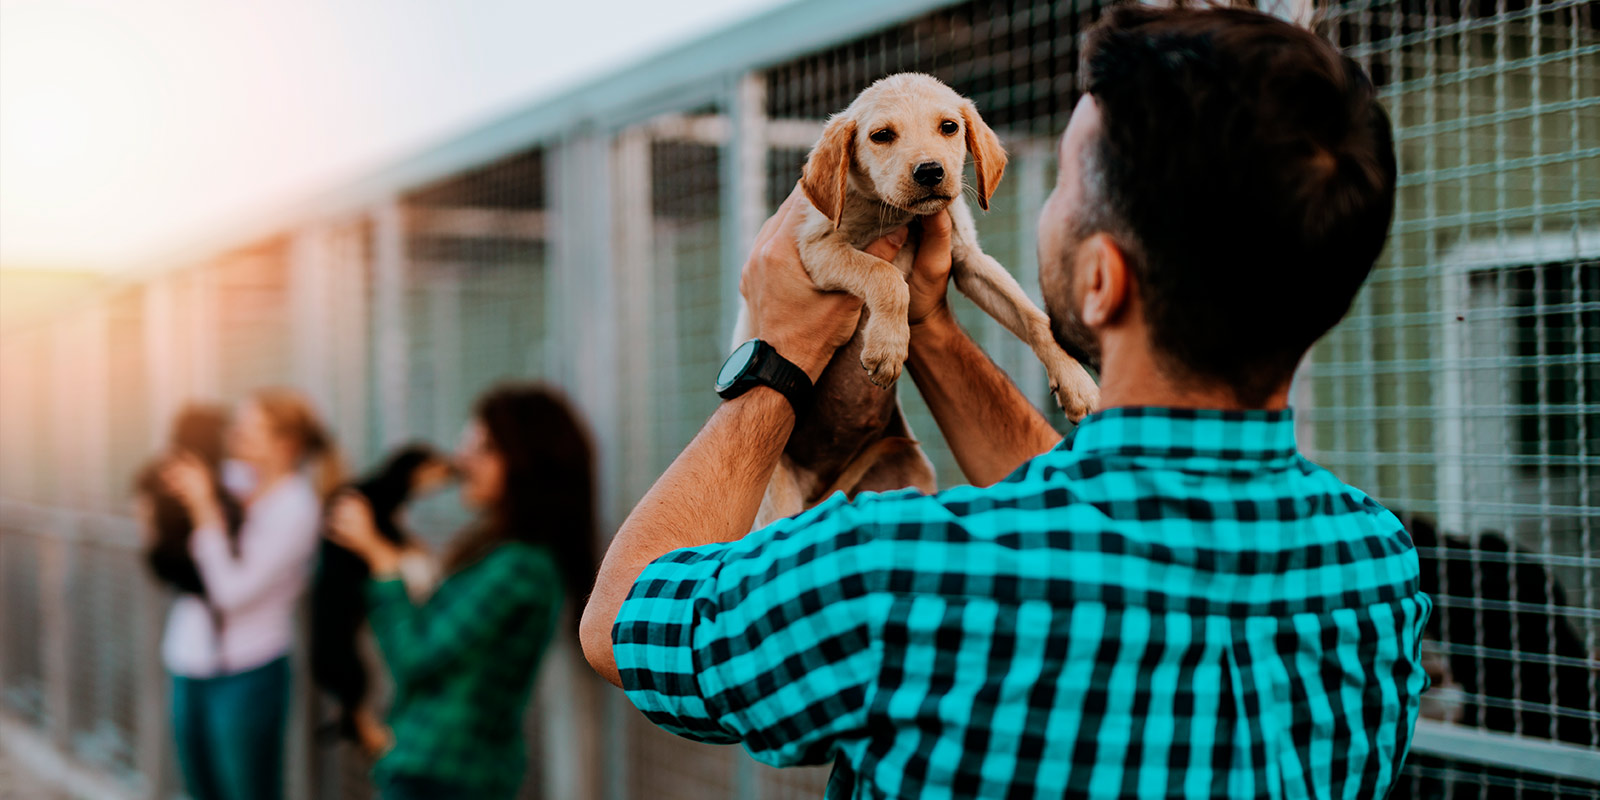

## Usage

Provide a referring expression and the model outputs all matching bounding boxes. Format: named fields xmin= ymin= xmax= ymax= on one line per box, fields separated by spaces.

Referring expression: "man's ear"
xmin=961 ymin=101 xmax=1007 ymax=210
xmin=1079 ymin=232 xmax=1130 ymax=328
xmin=801 ymin=115 xmax=855 ymax=228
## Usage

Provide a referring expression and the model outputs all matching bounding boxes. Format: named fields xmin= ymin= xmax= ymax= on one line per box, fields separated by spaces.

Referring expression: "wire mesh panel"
xmin=105 ymin=287 xmax=149 ymax=513
xmin=0 ymin=526 xmax=48 ymax=726
xmin=66 ymin=529 xmax=142 ymax=782
xmin=650 ymin=128 xmax=728 ymax=469
xmin=329 ymin=219 xmax=377 ymax=471
xmin=1311 ymin=0 xmax=1599 ymax=794
xmin=29 ymin=331 xmax=59 ymax=507
xmin=393 ymin=148 xmax=551 ymax=542
xmin=0 ymin=331 xmax=49 ymax=504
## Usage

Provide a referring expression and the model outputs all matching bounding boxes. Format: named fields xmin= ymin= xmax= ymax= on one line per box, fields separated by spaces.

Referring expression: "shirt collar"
xmin=1062 ymin=406 xmax=1299 ymax=462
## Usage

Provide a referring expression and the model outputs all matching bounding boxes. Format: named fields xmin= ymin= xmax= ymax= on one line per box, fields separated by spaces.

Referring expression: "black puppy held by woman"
xmin=311 ymin=444 xmax=454 ymax=756
xmin=326 ymin=383 xmax=597 ymax=800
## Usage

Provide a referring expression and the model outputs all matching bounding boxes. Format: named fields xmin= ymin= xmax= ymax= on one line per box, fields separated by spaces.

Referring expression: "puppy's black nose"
xmin=912 ymin=162 xmax=945 ymax=187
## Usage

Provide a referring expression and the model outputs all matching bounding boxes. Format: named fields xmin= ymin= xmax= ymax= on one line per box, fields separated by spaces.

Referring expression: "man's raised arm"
xmin=905 ymin=212 xmax=1062 ymax=486
xmin=580 ymin=193 xmax=905 ymax=686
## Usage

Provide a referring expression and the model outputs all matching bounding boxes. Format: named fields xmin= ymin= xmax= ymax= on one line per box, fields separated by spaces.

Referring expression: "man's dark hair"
xmin=1078 ymin=4 xmax=1396 ymax=404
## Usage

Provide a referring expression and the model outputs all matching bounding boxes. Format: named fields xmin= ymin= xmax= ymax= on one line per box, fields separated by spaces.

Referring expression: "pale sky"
xmin=0 ymin=0 xmax=789 ymax=270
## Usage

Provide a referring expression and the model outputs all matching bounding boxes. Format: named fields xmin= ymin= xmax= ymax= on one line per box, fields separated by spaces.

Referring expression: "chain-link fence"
xmin=1 ymin=0 xmax=1595 ymax=798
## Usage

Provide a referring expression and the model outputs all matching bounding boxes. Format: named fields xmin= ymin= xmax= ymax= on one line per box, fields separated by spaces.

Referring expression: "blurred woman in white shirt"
xmin=158 ymin=388 xmax=342 ymax=800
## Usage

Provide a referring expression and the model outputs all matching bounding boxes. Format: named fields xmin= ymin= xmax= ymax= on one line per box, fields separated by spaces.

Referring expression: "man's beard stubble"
xmin=1043 ymin=242 xmax=1104 ymax=375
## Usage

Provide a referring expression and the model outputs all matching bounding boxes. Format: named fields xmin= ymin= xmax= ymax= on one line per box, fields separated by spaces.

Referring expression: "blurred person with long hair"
xmin=327 ymin=383 xmax=597 ymax=800
xmin=158 ymin=388 xmax=344 ymax=800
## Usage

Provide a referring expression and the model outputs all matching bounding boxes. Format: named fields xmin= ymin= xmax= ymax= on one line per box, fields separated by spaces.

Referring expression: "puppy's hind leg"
xmin=850 ymin=438 xmax=936 ymax=497
xmin=754 ymin=459 xmax=807 ymax=530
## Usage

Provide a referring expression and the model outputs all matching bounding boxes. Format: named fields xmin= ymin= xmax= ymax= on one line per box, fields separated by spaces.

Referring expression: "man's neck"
xmin=1094 ymin=337 xmax=1290 ymax=412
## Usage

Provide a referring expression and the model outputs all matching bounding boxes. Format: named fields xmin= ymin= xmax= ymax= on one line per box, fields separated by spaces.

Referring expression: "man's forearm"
xmin=906 ymin=312 xmax=1060 ymax=487
xmin=580 ymin=388 xmax=794 ymax=686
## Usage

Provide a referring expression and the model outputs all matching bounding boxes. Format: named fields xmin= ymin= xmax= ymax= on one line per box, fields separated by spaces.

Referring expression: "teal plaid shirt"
xmin=368 ymin=541 xmax=561 ymax=798
xmin=615 ymin=407 xmax=1432 ymax=799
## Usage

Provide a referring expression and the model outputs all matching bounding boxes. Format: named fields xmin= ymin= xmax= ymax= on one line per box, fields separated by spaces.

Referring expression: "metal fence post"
xmin=719 ymin=68 xmax=768 ymax=800
xmin=290 ymin=224 xmax=337 ymax=416
xmin=543 ymin=129 xmax=619 ymax=800
xmin=611 ymin=127 xmax=657 ymax=507
xmin=329 ymin=220 xmax=372 ymax=466
xmin=39 ymin=517 xmax=76 ymax=753
xmin=135 ymin=563 xmax=174 ymax=800
xmin=720 ymin=71 xmax=768 ymax=351
xmin=189 ymin=266 xmax=221 ymax=401
xmin=372 ymin=199 xmax=410 ymax=448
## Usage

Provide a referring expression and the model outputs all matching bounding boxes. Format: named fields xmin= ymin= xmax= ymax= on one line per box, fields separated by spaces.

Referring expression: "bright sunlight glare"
xmin=0 ymin=0 xmax=786 ymax=270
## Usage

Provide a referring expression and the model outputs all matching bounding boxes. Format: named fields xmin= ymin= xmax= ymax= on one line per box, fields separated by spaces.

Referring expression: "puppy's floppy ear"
xmin=961 ymin=100 xmax=1007 ymax=210
xmin=802 ymin=114 xmax=855 ymax=228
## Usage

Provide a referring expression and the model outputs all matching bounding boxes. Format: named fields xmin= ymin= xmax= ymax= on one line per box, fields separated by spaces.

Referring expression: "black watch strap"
xmin=717 ymin=340 xmax=815 ymax=415
xmin=751 ymin=344 xmax=814 ymax=414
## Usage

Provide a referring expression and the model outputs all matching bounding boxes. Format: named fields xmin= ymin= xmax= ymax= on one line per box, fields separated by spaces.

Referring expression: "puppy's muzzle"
xmin=912 ymin=161 xmax=945 ymax=187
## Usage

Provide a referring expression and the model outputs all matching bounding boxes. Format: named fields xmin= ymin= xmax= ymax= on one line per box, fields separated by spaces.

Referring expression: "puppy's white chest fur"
xmin=796 ymin=198 xmax=921 ymax=295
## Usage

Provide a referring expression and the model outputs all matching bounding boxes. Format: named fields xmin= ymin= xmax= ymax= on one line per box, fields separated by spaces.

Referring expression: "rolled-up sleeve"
xmin=613 ymin=490 xmax=902 ymax=767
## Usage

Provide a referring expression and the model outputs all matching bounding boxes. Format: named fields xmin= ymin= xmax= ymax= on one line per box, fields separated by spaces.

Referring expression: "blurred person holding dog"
xmin=156 ymin=388 xmax=343 ymax=800
xmin=583 ymin=4 xmax=1430 ymax=799
xmin=326 ymin=383 xmax=596 ymax=800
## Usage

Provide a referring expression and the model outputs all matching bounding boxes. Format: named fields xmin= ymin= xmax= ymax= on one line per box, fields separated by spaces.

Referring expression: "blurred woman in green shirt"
xmin=327 ymin=384 xmax=597 ymax=800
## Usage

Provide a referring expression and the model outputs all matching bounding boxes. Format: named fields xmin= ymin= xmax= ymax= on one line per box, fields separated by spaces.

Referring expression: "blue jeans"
xmin=171 ymin=656 xmax=290 ymax=800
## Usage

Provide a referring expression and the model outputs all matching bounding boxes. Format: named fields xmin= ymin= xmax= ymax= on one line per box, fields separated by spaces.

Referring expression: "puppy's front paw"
xmin=859 ymin=323 xmax=909 ymax=388
xmin=1049 ymin=363 xmax=1100 ymax=423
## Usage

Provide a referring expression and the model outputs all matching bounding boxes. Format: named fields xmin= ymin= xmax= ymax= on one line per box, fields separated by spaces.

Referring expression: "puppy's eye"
xmin=940 ymin=120 xmax=959 ymax=135
xmin=869 ymin=129 xmax=895 ymax=144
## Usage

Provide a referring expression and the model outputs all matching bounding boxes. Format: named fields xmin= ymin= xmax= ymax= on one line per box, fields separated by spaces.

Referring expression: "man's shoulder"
xmin=1287 ymin=456 xmax=1414 ymax=541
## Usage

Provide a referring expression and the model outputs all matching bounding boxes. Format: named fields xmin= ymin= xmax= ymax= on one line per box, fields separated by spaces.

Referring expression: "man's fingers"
xmin=752 ymin=199 xmax=787 ymax=247
xmin=748 ymin=186 xmax=803 ymax=262
xmin=772 ymin=190 xmax=813 ymax=243
xmin=915 ymin=211 xmax=953 ymax=266
xmin=911 ymin=211 xmax=954 ymax=280
xmin=919 ymin=210 xmax=953 ymax=248
xmin=862 ymin=226 xmax=910 ymax=263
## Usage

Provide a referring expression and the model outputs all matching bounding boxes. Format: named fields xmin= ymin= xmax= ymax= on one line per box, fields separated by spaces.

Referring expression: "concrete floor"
xmin=0 ymin=741 xmax=70 ymax=800
xmin=0 ymin=719 xmax=123 ymax=800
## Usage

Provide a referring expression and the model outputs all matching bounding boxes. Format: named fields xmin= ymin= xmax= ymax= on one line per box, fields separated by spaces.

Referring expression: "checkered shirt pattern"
xmin=614 ymin=407 xmax=1432 ymax=799
xmin=367 ymin=541 xmax=561 ymax=798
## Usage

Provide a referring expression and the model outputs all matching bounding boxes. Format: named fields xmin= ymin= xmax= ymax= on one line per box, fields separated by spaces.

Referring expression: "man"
xmin=582 ymin=5 xmax=1431 ymax=798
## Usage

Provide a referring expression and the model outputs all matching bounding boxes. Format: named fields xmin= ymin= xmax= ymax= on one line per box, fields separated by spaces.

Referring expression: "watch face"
xmin=717 ymin=339 xmax=759 ymax=392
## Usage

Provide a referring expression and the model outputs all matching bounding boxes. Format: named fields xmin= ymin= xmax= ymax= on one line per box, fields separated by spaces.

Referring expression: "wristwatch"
xmin=715 ymin=339 xmax=814 ymax=415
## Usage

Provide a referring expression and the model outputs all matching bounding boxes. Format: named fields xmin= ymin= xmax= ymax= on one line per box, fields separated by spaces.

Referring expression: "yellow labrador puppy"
xmin=738 ymin=73 xmax=1099 ymax=526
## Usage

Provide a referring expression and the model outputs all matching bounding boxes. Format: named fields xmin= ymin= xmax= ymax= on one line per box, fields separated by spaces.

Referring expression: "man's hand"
xmin=907 ymin=210 xmax=956 ymax=331
xmin=741 ymin=187 xmax=911 ymax=381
